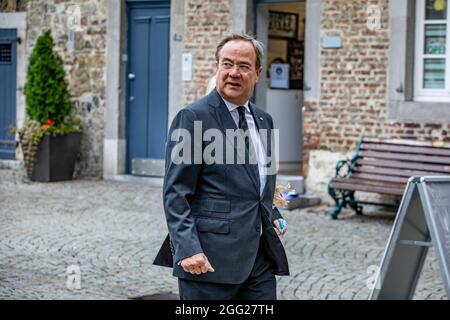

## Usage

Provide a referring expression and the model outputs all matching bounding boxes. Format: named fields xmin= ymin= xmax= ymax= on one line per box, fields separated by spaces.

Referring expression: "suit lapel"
xmin=207 ymin=90 xmax=260 ymax=193
xmin=208 ymin=90 xmax=238 ymax=131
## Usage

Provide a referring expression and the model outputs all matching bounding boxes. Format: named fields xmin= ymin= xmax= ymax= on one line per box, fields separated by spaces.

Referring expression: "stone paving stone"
xmin=0 ymin=170 xmax=446 ymax=299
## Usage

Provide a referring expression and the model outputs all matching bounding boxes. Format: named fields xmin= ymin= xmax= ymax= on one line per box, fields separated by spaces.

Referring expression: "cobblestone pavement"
xmin=0 ymin=169 xmax=446 ymax=300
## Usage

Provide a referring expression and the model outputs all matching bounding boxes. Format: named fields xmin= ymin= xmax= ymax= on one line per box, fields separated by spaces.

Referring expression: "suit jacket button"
xmin=256 ymin=225 xmax=261 ymax=232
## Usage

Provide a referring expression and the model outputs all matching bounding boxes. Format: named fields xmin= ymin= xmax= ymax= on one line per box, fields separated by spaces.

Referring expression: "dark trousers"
xmin=178 ymin=239 xmax=276 ymax=300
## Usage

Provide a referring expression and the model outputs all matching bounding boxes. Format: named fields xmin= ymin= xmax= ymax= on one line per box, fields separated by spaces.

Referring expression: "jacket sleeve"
xmin=163 ymin=108 xmax=203 ymax=264
xmin=271 ymin=206 xmax=283 ymax=222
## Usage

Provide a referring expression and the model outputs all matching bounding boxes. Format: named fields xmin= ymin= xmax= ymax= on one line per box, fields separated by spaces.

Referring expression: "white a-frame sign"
xmin=370 ymin=176 xmax=450 ymax=300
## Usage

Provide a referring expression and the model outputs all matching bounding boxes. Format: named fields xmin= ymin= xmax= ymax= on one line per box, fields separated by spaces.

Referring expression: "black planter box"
xmin=30 ymin=132 xmax=82 ymax=182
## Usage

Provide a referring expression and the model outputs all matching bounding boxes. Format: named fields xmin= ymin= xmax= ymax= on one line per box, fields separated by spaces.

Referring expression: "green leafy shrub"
xmin=24 ymin=30 xmax=74 ymax=126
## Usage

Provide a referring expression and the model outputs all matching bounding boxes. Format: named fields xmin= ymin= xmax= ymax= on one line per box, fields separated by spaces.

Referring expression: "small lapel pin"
xmin=259 ymin=117 xmax=263 ymax=121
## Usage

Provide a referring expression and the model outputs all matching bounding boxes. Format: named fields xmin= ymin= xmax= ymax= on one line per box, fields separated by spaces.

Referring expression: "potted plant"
xmin=15 ymin=30 xmax=82 ymax=182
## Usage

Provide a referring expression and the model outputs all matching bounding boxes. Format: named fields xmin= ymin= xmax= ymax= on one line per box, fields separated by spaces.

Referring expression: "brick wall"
xmin=182 ymin=0 xmax=232 ymax=105
xmin=305 ymin=0 xmax=450 ymax=158
xmin=26 ymin=0 xmax=107 ymax=177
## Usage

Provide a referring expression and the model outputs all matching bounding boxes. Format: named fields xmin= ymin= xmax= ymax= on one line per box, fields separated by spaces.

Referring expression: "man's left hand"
xmin=273 ymin=218 xmax=287 ymax=236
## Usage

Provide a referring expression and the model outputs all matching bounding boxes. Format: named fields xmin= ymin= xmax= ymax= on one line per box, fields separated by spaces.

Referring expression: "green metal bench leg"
xmin=328 ymin=183 xmax=344 ymax=219
xmin=331 ymin=202 xmax=343 ymax=220
xmin=348 ymin=202 xmax=363 ymax=215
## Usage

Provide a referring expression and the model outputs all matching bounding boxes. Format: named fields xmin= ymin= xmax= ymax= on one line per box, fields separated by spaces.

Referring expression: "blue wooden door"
xmin=0 ymin=29 xmax=17 ymax=160
xmin=126 ymin=1 xmax=170 ymax=173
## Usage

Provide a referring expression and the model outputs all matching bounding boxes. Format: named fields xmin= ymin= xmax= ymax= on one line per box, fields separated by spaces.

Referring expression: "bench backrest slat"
xmin=358 ymin=150 xmax=450 ymax=165
xmin=361 ymin=142 xmax=450 ymax=157
xmin=355 ymin=158 xmax=450 ymax=173
xmin=353 ymin=165 xmax=440 ymax=177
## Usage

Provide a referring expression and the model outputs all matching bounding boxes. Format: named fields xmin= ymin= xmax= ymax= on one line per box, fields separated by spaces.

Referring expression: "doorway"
xmin=0 ymin=29 xmax=17 ymax=160
xmin=126 ymin=0 xmax=170 ymax=176
xmin=256 ymin=1 xmax=306 ymax=175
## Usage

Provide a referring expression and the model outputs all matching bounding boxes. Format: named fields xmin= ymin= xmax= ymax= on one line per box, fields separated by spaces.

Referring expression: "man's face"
xmin=216 ymin=40 xmax=262 ymax=106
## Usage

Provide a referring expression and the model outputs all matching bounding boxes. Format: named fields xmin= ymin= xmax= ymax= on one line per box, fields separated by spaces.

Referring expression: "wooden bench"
xmin=328 ymin=138 xmax=450 ymax=219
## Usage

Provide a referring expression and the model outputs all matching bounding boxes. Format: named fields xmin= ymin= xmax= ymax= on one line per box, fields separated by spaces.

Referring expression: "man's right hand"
xmin=180 ymin=253 xmax=215 ymax=275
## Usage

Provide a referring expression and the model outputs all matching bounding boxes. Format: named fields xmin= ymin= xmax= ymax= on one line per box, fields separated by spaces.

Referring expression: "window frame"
xmin=414 ymin=0 xmax=450 ymax=102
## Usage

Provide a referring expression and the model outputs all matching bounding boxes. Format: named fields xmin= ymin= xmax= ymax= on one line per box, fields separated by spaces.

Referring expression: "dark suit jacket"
xmin=155 ymin=89 xmax=289 ymax=284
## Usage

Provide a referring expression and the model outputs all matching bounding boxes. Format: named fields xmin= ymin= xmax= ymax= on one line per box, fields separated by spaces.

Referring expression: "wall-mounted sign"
xmin=270 ymin=63 xmax=289 ymax=89
xmin=322 ymin=36 xmax=342 ymax=49
xmin=182 ymin=52 xmax=192 ymax=81
xmin=268 ymin=11 xmax=298 ymax=39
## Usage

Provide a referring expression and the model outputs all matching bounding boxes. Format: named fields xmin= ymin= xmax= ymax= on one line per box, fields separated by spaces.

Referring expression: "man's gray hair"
xmin=215 ymin=33 xmax=264 ymax=69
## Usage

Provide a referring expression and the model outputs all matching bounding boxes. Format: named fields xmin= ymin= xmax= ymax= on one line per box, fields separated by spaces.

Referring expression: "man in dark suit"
xmin=161 ymin=34 xmax=289 ymax=300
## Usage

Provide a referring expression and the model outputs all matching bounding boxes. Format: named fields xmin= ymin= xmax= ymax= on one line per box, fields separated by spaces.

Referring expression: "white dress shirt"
xmin=221 ymin=98 xmax=267 ymax=196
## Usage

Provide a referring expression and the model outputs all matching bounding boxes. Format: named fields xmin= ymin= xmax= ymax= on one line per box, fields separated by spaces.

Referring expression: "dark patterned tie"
xmin=238 ymin=106 xmax=250 ymax=148
xmin=237 ymin=106 xmax=260 ymax=187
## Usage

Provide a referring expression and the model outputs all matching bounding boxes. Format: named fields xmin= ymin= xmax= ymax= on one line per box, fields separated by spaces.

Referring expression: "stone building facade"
xmin=1 ymin=0 xmax=449 ymax=202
